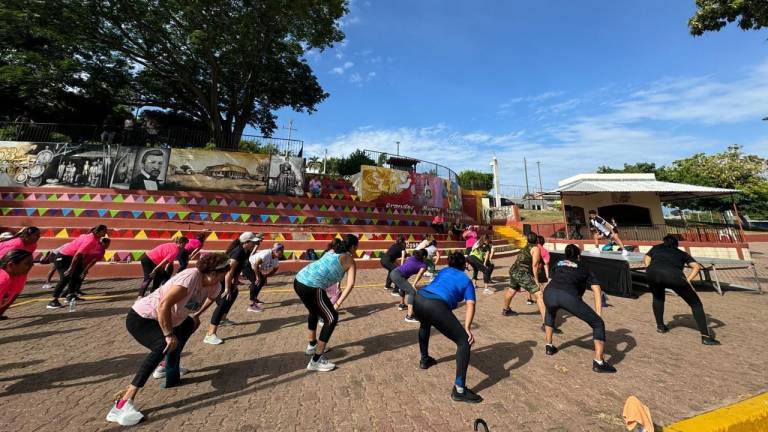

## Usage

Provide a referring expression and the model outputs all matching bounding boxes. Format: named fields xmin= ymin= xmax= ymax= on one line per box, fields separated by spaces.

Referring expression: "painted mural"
xmin=166 ymin=148 xmax=271 ymax=193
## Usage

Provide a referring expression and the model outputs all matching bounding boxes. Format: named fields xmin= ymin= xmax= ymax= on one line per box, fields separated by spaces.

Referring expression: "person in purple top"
xmin=390 ymin=249 xmax=428 ymax=322
xmin=414 ymin=252 xmax=481 ymax=403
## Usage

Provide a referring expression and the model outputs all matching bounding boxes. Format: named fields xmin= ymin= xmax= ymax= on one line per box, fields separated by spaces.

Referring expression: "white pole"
xmin=323 ymin=148 xmax=327 ymax=174
xmin=491 ymin=156 xmax=501 ymax=207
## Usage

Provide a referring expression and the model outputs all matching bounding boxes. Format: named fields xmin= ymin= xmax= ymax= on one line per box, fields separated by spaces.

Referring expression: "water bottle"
xmin=69 ymin=298 xmax=77 ymax=312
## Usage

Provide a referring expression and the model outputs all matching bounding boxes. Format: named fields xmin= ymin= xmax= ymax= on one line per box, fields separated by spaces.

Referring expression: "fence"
xmin=524 ymin=223 xmax=743 ymax=244
xmin=0 ymin=121 xmax=303 ymax=156
xmin=363 ymin=149 xmax=459 ymax=185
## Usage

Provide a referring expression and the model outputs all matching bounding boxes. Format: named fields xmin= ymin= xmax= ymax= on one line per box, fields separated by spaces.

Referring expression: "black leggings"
xmin=380 ymin=257 xmax=398 ymax=289
xmin=250 ymin=272 xmax=267 ymax=302
xmin=52 ymin=255 xmax=84 ymax=300
xmin=125 ymin=309 xmax=195 ymax=388
xmin=294 ymin=279 xmax=338 ymax=343
xmin=413 ymin=294 xmax=470 ymax=388
xmin=647 ymin=266 xmax=709 ymax=335
xmin=468 ymin=256 xmax=494 ymax=283
xmin=139 ymin=255 xmax=169 ymax=297
xmin=210 ymin=282 xmax=239 ymax=326
xmin=177 ymin=249 xmax=190 ymax=271
xmin=543 ymin=288 xmax=605 ymax=341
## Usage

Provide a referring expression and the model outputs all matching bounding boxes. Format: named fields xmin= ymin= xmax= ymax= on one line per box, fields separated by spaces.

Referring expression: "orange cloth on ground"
xmin=623 ymin=396 xmax=654 ymax=432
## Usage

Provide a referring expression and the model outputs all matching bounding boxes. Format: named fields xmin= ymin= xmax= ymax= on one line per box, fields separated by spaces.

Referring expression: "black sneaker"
xmin=545 ymin=344 xmax=558 ymax=355
xmin=46 ymin=299 xmax=64 ymax=309
xmin=656 ymin=325 xmax=669 ymax=333
xmin=501 ymin=308 xmax=518 ymax=316
xmin=451 ymin=386 xmax=483 ymax=403
xmin=397 ymin=304 xmax=407 ymax=311
xmin=592 ymin=360 xmax=617 ymax=373
xmin=701 ymin=335 xmax=721 ymax=346
xmin=419 ymin=356 xmax=437 ymax=370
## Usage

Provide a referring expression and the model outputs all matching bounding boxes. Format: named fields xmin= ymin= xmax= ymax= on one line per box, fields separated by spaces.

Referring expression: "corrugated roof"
xmin=548 ymin=173 xmax=738 ymax=200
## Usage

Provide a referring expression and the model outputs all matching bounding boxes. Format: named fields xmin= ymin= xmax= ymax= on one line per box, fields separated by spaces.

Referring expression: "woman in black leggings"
xmin=414 ymin=252 xmax=481 ymax=403
xmin=644 ymin=235 xmax=719 ymax=345
xmin=105 ymin=253 xmax=228 ymax=426
xmin=203 ymin=232 xmax=261 ymax=345
xmin=543 ymin=244 xmax=616 ymax=373
xmin=380 ymin=236 xmax=406 ymax=294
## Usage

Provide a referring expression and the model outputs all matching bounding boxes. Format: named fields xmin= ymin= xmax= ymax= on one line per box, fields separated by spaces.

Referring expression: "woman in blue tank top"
xmin=294 ymin=234 xmax=359 ymax=372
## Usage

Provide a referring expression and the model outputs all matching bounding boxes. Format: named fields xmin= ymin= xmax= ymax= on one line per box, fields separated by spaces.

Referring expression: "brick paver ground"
xmin=1 ymin=244 xmax=766 ymax=431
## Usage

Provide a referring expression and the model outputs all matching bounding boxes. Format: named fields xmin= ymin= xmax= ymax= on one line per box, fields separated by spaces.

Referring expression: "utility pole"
xmin=323 ymin=148 xmax=327 ymax=174
xmin=523 ymin=157 xmax=530 ymax=196
xmin=395 ymin=141 xmax=400 ymax=156
xmin=536 ymin=161 xmax=543 ymax=193
xmin=490 ymin=156 xmax=501 ymax=207
xmin=283 ymin=120 xmax=297 ymax=141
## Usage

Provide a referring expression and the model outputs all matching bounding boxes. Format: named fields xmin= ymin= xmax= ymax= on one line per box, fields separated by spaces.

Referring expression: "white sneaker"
xmin=621 ymin=249 xmax=629 ymax=256
xmin=318 ymin=318 xmax=325 ymax=326
xmin=589 ymin=248 xmax=601 ymax=254
xmin=106 ymin=400 xmax=144 ymax=426
xmin=152 ymin=366 xmax=189 ymax=379
xmin=483 ymin=288 xmax=494 ymax=295
xmin=203 ymin=334 xmax=223 ymax=345
xmin=220 ymin=318 xmax=236 ymax=326
xmin=42 ymin=283 xmax=53 ymax=290
xmin=307 ymin=356 xmax=335 ymax=372
xmin=424 ymin=271 xmax=434 ymax=277
xmin=305 ymin=343 xmax=317 ymax=355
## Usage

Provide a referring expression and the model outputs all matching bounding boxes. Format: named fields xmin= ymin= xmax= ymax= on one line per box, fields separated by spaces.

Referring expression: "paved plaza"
xmin=1 ymin=245 xmax=767 ymax=431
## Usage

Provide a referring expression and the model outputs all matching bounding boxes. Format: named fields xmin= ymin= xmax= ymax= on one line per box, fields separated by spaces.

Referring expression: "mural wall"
xmin=166 ymin=148 xmax=270 ymax=193
xmin=350 ymin=165 xmax=461 ymax=211
xmin=267 ymin=156 xmax=304 ymax=196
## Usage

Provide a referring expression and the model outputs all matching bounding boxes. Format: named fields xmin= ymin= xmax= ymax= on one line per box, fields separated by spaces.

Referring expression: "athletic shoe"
xmin=419 ymin=356 xmax=437 ymax=370
xmin=152 ymin=366 xmax=189 ymax=379
xmin=621 ymin=250 xmax=629 ymax=256
xmin=589 ymin=248 xmax=601 ymax=254
xmin=203 ymin=334 xmax=223 ymax=345
xmin=305 ymin=343 xmax=317 ymax=356
xmin=483 ymin=288 xmax=494 ymax=295
xmin=46 ymin=299 xmax=64 ymax=309
xmin=42 ymin=283 xmax=53 ymax=290
xmin=592 ymin=360 xmax=617 ymax=373
xmin=656 ymin=325 xmax=669 ymax=333
xmin=525 ymin=299 xmax=535 ymax=305
xmin=66 ymin=296 xmax=85 ymax=303
xmin=397 ymin=304 xmax=407 ymax=311
xmin=404 ymin=315 xmax=419 ymax=323
xmin=701 ymin=335 xmax=721 ymax=346
xmin=106 ymin=400 xmax=144 ymax=426
xmin=307 ymin=356 xmax=335 ymax=372
xmin=451 ymin=386 xmax=483 ymax=403
xmin=424 ymin=271 xmax=434 ymax=277
xmin=501 ymin=308 xmax=518 ymax=316
xmin=390 ymin=289 xmax=401 ymax=297
xmin=318 ymin=318 xmax=324 ymax=325
xmin=545 ymin=344 xmax=558 ymax=355
xmin=253 ymin=299 xmax=265 ymax=306
xmin=247 ymin=303 xmax=264 ymax=313
xmin=220 ymin=318 xmax=236 ymax=326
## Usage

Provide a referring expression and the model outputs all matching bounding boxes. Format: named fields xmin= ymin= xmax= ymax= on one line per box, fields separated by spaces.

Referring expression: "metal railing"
xmin=525 ymin=223 xmax=744 ymax=244
xmin=0 ymin=121 xmax=303 ymax=155
xmin=363 ymin=149 xmax=459 ymax=185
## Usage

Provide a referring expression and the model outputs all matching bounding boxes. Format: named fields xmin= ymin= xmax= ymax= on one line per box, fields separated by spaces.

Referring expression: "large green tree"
xmin=597 ymin=162 xmax=658 ymax=174
xmin=457 ymin=170 xmax=494 ymax=191
xmin=337 ymin=150 xmax=375 ymax=176
xmin=689 ymin=0 xmax=768 ymax=35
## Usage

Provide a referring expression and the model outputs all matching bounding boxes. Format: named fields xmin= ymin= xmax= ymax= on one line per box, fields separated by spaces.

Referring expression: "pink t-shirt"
xmin=58 ymin=233 xmax=101 ymax=257
xmin=0 ymin=237 xmax=37 ymax=258
xmin=147 ymin=242 xmax=181 ymax=265
xmin=0 ymin=270 xmax=26 ymax=299
xmin=463 ymin=230 xmax=478 ymax=248
xmin=85 ymin=244 xmax=106 ymax=266
xmin=185 ymin=238 xmax=202 ymax=252
xmin=538 ymin=245 xmax=550 ymax=264
xmin=132 ymin=268 xmax=219 ymax=327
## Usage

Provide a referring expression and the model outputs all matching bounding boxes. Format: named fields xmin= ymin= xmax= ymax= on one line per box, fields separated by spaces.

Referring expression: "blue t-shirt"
xmin=419 ymin=267 xmax=475 ymax=309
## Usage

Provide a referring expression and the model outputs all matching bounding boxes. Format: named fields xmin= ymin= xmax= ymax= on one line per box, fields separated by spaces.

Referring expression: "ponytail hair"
xmin=447 ymin=251 xmax=466 ymax=270
xmin=525 ymin=232 xmax=538 ymax=246
xmin=90 ymin=224 xmax=107 ymax=234
xmin=196 ymin=232 xmax=208 ymax=242
xmin=0 ymin=249 xmax=33 ymax=268
xmin=0 ymin=226 xmax=40 ymax=243
xmin=396 ymin=235 xmax=406 ymax=245
xmin=330 ymin=234 xmax=359 ymax=254
xmin=225 ymin=238 xmax=241 ymax=254
xmin=662 ymin=234 xmax=679 ymax=249
xmin=564 ymin=244 xmax=581 ymax=261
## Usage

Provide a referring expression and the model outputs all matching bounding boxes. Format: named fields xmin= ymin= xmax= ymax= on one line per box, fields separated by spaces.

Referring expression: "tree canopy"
xmin=689 ymin=0 xmax=768 ymax=35
xmin=337 ymin=150 xmax=375 ymax=176
xmin=0 ymin=0 xmax=348 ymax=147
xmin=457 ymin=170 xmax=494 ymax=191
xmin=597 ymin=162 xmax=658 ymax=174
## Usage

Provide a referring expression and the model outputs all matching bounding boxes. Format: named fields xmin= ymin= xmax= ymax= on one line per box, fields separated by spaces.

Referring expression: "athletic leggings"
xmin=138 ymin=255 xmax=169 ymax=297
xmin=177 ymin=249 xmax=190 ymax=271
xmin=52 ymin=255 xmax=85 ymax=300
xmin=391 ymin=269 xmax=417 ymax=305
xmin=543 ymin=288 xmax=605 ymax=341
xmin=468 ymin=256 xmax=494 ymax=283
xmin=294 ymin=279 xmax=338 ymax=343
xmin=380 ymin=257 xmax=398 ymax=289
xmin=647 ymin=266 xmax=709 ymax=335
xmin=250 ymin=272 xmax=267 ymax=302
xmin=125 ymin=309 xmax=195 ymax=388
xmin=210 ymin=281 xmax=239 ymax=326
xmin=413 ymin=294 xmax=470 ymax=388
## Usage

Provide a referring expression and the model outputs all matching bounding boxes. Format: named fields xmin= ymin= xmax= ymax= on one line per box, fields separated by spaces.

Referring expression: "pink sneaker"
xmin=247 ymin=303 xmax=263 ymax=313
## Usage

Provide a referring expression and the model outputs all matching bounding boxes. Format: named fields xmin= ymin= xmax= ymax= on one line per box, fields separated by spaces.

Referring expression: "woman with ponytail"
xmin=137 ymin=237 xmax=189 ymax=298
xmin=0 ymin=249 xmax=35 ymax=319
xmin=294 ymin=234 xmax=359 ymax=372
xmin=0 ymin=226 xmax=40 ymax=257
xmin=48 ymin=225 xmax=108 ymax=309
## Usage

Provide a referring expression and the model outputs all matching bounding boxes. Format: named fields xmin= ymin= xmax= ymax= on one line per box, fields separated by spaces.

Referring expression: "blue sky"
xmin=263 ymin=0 xmax=768 ymax=192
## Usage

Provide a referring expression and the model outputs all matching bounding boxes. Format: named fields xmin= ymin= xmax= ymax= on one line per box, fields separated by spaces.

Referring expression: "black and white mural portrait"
xmin=267 ymin=155 xmax=305 ymax=196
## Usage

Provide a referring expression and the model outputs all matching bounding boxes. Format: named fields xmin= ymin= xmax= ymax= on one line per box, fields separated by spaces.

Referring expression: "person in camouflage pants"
xmin=502 ymin=232 xmax=546 ymax=325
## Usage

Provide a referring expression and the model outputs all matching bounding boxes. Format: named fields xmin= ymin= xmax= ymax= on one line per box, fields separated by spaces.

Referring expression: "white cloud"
xmin=330 ymin=67 xmax=345 ymax=75
xmin=343 ymin=61 xmax=354 ymax=69
xmin=349 ymin=72 xmax=362 ymax=83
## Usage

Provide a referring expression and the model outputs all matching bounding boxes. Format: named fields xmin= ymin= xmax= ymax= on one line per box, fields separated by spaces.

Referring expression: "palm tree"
xmin=307 ymin=156 xmax=322 ymax=172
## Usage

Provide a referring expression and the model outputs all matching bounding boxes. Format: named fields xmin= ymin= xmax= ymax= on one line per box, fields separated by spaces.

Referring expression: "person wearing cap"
xmin=203 ymin=232 xmax=261 ymax=345
xmin=238 ymin=232 xmax=264 ymax=295
xmin=245 ymin=242 xmax=283 ymax=312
